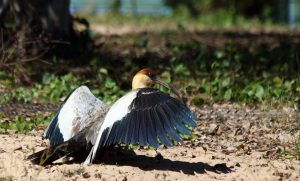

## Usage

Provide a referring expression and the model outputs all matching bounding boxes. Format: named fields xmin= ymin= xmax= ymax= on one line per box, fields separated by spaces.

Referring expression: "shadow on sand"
xmin=94 ymin=148 xmax=233 ymax=175
xmin=48 ymin=147 xmax=233 ymax=175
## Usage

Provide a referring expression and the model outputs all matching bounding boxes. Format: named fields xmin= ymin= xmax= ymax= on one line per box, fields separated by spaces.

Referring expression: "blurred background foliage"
xmin=71 ymin=0 xmax=300 ymax=26
xmin=164 ymin=0 xmax=275 ymax=20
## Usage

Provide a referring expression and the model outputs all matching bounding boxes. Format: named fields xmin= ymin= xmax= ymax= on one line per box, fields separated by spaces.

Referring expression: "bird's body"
xmin=28 ymin=68 xmax=197 ymax=165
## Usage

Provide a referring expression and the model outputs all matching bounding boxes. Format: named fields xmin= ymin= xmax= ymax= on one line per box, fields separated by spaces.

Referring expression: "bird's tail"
xmin=27 ymin=143 xmax=69 ymax=166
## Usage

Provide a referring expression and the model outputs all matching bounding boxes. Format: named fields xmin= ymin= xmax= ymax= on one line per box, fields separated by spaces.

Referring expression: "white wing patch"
xmin=49 ymin=86 xmax=106 ymax=142
xmin=84 ymin=90 xmax=138 ymax=164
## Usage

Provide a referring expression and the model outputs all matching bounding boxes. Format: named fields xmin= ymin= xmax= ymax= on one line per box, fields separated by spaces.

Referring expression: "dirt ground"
xmin=0 ymin=104 xmax=299 ymax=181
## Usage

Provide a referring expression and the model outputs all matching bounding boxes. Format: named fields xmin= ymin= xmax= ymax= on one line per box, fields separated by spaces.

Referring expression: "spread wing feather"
xmin=29 ymin=85 xmax=109 ymax=165
xmin=85 ymin=88 xmax=197 ymax=164
xmin=151 ymin=108 xmax=173 ymax=147
xmin=28 ymin=105 xmax=108 ymax=165
xmin=43 ymin=85 xmax=107 ymax=146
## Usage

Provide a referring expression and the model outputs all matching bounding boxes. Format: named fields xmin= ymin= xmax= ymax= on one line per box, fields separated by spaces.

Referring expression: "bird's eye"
xmin=147 ymin=72 xmax=155 ymax=79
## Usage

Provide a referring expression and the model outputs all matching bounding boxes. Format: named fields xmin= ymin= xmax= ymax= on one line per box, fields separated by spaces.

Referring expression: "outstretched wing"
xmin=84 ymin=88 xmax=197 ymax=164
xmin=28 ymin=107 xmax=108 ymax=165
xmin=43 ymin=85 xmax=107 ymax=146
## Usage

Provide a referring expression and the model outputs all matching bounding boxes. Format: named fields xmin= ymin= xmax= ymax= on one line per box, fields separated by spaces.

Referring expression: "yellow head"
xmin=132 ymin=68 xmax=157 ymax=90
xmin=131 ymin=68 xmax=182 ymax=99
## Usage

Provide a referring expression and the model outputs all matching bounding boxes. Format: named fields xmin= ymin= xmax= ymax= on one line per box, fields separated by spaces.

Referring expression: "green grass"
xmin=160 ymin=38 xmax=300 ymax=109
xmin=0 ymin=71 xmax=124 ymax=105
xmin=0 ymin=114 xmax=52 ymax=133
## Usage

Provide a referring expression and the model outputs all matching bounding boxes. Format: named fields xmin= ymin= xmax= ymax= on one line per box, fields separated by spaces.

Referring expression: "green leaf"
xmin=255 ymin=85 xmax=264 ymax=100
xmin=161 ymin=71 xmax=171 ymax=83
xmin=224 ymin=89 xmax=232 ymax=101
xmin=273 ymin=76 xmax=283 ymax=87
xmin=215 ymin=51 xmax=224 ymax=59
xmin=273 ymin=88 xmax=282 ymax=98
xmin=174 ymin=64 xmax=190 ymax=76
xmin=42 ymin=73 xmax=53 ymax=85
xmin=222 ymin=77 xmax=231 ymax=87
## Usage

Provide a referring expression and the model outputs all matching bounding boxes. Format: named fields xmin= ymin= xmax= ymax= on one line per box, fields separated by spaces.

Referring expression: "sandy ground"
xmin=0 ymin=133 xmax=299 ymax=181
xmin=0 ymin=104 xmax=299 ymax=181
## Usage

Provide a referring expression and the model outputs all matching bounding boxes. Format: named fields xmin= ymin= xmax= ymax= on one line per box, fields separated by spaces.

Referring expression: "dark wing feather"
xmin=43 ymin=103 xmax=64 ymax=145
xmin=130 ymin=111 xmax=139 ymax=144
xmin=138 ymin=110 xmax=147 ymax=146
xmin=105 ymin=121 xmax=119 ymax=146
xmin=124 ymin=113 xmax=134 ymax=144
xmin=145 ymin=110 xmax=159 ymax=148
xmin=105 ymin=88 xmax=197 ymax=148
xmin=162 ymin=103 xmax=191 ymax=135
xmin=151 ymin=108 xmax=173 ymax=147
xmin=168 ymin=101 xmax=197 ymax=127
xmin=157 ymin=108 xmax=182 ymax=142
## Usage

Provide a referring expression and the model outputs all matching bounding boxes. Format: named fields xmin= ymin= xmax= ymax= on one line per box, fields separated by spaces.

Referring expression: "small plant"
xmin=0 ymin=114 xmax=51 ymax=133
xmin=40 ymin=73 xmax=81 ymax=103
xmin=0 ymin=73 xmax=82 ymax=104
xmin=91 ymin=71 xmax=124 ymax=105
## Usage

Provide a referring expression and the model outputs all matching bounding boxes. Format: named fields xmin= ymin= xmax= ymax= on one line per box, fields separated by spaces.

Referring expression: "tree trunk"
xmin=10 ymin=0 xmax=73 ymax=39
xmin=111 ymin=0 xmax=122 ymax=14
xmin=0 ymin=0 xmax=91 ymax=83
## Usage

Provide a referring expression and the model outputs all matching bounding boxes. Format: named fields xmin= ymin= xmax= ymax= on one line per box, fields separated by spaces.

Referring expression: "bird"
xmin=27 ymin=68 xmax=197 ymax=165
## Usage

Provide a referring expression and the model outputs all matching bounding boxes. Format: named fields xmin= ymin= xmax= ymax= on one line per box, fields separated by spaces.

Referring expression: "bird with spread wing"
xmin=27 ymin=68 xmax=197 ymax=165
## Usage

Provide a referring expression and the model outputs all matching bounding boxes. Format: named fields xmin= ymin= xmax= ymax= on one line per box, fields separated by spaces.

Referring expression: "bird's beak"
xmin=153 ymin=77 xmax=182 ymax=101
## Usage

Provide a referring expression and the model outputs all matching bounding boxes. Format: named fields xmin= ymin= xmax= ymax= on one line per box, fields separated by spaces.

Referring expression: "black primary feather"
xmin=104 ymin=88 xmax=197 ymax=148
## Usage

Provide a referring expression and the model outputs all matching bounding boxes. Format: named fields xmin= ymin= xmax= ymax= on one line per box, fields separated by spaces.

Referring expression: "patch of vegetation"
xmin=89 ymin=68 xmax=125 ymax=105
xmin=178 ymin=62 xmax=300 ymax=108
xmin=0 ymin=74 xmax=80 ymax=104
xmin=149 ymin=38 xmax=298 ymax=111
xmin=0 ymin=114 xmax=51 ymax=133
xmin=0 ymin=71 xmax=124 ymax=105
